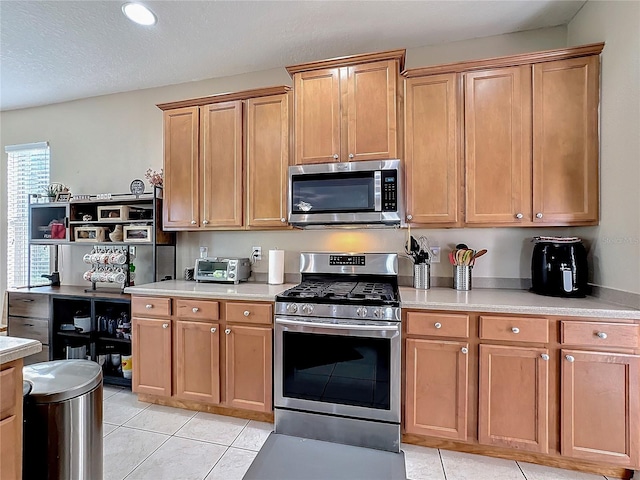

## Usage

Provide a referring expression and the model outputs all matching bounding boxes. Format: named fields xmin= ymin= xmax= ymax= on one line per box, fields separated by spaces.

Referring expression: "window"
xmin=5 ymin=142 xmax=51 ymax=287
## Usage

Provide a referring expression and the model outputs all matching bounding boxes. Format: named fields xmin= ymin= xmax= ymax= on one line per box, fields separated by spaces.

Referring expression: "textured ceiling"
xmin=0 ymin=0 xmax=586 ymax=111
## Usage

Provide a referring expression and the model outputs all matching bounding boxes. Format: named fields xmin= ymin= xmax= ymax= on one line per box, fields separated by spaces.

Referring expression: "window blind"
xmin=5 ymin=142 xmax=51 ymax=287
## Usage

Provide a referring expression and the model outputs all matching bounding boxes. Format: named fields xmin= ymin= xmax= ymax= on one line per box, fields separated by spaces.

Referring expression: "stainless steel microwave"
xmin=288 ymin=159 xmax=404 ymax=228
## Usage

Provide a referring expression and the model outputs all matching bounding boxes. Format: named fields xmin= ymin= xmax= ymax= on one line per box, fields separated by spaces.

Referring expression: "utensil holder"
xmin=413 ymin=263 xmax=430 ymax=290
xmin=453 ymin=265 xmax=472 ymax=291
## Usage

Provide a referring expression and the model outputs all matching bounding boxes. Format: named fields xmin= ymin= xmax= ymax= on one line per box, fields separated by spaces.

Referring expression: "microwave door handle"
xmin=562 ymin=268 xmax=573 ymax=292
xmin=374 ymin=171 xmax=382 ymax=212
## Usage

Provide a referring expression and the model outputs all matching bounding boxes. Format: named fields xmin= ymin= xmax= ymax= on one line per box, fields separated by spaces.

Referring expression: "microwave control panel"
xmin=382 ymin=171 xmax=397 ymax=211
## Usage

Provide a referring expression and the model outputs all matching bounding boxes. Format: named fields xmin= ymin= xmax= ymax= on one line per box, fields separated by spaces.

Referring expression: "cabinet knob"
xmin=211 ymin=327 xmax=217 ymax=333
xmin=243 ymin=310 xmax=250 ymax=317
xmin=596 ymin=331 xmax=608 ymax=339
xmin=434 ymin=322 xmax=442 ymax=329
xmin=145 ymin=304 xmax=153 ymax=309
xmin=536 ymin=213 xmax=543 ymax=219
xmin=192 ymin=307 xmax=199 ymax=313
xmin=511 ymin=327 xmax=520 ymax=334
xmin=333 ymin=154 xmax=339 ymax=160
xmin=225 ymin=328 xmax=231 ymax=335
xmin=162 ymin=323 xmax=169 ymax=329
xmin=191 ymin=220 xmax=197 ymax=225
xmin=349 ymin=153 xmax=354 ymax=159
xmin=407 ymin=214 xmax=413 ymax=221
xmin=202 ymin=220 xmax=209 ymax=225
xmin=515 ymin=213 xmax=523 ymax=219
xmin=281 ymin=218 xmax=286 ymax=223
xmin=541 ymin=353 xmax=550 ymax=361
xmin=566 ymin=355 xmax=575 ymax=363
xmin=461 ymin=347 xmax=468 ymax=355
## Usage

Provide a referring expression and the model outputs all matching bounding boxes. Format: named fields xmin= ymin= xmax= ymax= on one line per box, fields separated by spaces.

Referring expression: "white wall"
xmin=567 ymin=0 xmax=640 ymax=295
xmin=2 ymin=26 xmax=587 ymax=307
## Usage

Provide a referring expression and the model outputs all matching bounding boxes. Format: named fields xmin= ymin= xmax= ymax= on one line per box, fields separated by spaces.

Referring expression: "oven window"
xmin=291 ymin=172 xmax=375 ymax=213
xmin=282 ymin=331 xmax=390 ymax=410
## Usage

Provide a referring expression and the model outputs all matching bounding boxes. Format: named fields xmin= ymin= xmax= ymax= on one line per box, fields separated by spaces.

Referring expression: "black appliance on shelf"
xmin=531 ymin=237 xmax=588 ymax=298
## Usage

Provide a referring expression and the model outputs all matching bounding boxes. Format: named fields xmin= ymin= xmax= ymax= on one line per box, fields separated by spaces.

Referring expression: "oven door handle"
xmin=276 ymin=318 xmax=399 ymax=332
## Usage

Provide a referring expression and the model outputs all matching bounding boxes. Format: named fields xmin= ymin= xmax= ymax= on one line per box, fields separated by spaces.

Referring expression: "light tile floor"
xmin=103 ymin=386 xmax=620 ymax=480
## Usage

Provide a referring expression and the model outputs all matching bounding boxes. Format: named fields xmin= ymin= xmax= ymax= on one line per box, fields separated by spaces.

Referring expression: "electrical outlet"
xmin=430 ymin=246 xmax=441 ymax=264
xmin=252 ymin=246 xmax=262 ymax=261
xmin=199 ymin=246 xmax=208 ymax=258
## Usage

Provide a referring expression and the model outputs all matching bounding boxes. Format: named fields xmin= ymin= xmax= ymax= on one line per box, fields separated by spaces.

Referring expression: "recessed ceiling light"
xmin=122 ymin=3 xmax=157 ymax=26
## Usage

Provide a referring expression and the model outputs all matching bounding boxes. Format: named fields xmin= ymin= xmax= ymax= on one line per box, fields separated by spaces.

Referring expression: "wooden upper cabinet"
xmin=200 ymin=101 xmax=243 ymax=229
xmin=533 ymin=55 xmax=600 ymax=225
xmin=478 ymin=344 xmax=549 ymax=454
xmin=465 ymin=66 xmax=532 ymax=224
xmin=163 ymin=107 xmax=199 ymax=229
xmin=294 ymin=68 xmax=341 ymax=164
xmin=404 ymin=73 xmax=460 ymax=225
xmin=246 ymin=93 xmax=290 ymax=227
xmin=132 ymin=317 xmax=172 ymax=396
xmin=561 ymin=349 xmax=640 ymax=467
xmin=288 ymin=50 xmax=404 ymax=164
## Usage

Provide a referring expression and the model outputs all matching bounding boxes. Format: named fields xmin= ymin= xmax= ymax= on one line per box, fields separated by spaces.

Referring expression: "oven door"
xmin=274 ymin=316 xmax=401 ymax=424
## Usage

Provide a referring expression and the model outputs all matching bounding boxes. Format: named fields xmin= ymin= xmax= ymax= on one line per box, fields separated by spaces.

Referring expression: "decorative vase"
xmin=109 ymin=225 xmax=124 ymax=242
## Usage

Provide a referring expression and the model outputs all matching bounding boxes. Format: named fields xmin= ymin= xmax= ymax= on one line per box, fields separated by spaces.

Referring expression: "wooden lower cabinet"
xmin=478 ymin=344 xmax=549 ymax=453
xmin=0 ymin=360 xmax=23 ymax=480
xmin=225 ymin=325 xmax=272 ymax=412
xmin=132 ymin=317 xmax=172 ymax=396
xmin=174 ymin=320 xmax=220 ymax=403
xmin=405 ymin=338 xmax=468 ymax=440
xmin=561 ymin=349 xmax=640 ymax=467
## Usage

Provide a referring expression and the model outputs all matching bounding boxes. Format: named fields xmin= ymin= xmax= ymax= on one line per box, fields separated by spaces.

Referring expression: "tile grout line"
xmin=200 ymin=445 xmax=230 ymax=480
xmin=438 ymin=449 xmax=448 ymax=480
xmin=120 ymin=427 xmax=173 ymax=480
xmin=516 ymin=461 xmax=529 ymax=480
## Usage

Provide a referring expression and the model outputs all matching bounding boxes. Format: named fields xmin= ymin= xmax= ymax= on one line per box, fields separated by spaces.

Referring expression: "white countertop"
xmin=400 ymin=287 xmax=640 ymax=319
xmin=0 ymin=337 xmax=42 ymax=365
xmin=125 ymin=280 xmax=297 ymax=301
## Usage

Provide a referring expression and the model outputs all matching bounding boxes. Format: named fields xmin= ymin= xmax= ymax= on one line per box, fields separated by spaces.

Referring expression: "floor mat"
xmin=243 ymin=432 xmax=407 ymax=480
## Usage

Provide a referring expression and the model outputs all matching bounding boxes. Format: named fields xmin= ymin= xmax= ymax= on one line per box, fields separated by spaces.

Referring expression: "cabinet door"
xmin=405 ymin=73 xmax=460 ymax=225
xmin=346 ymin=60 xmax=398 ymax=162
xmin=132 ymin=317 xmax=172 ymax=396
xmin=533 ymin=56 xmax=599 ymax=225
xmin=225 ymin=325 xmax=272 ymax=412
xmin=478 ymin=344 xmax=549 ymax=453
xmin=405 ymin=339 xmax=468 ymax=440
xmin=246 ymin=93 xmax=290 ymax=228
xmin=293 ymin=68 xmax=341 ymax=164
xmin=174 ymin=320 xmax=220 ymax=404
xmin=0 ymin=415 xmax=20 ymax=480
xmin=561 ymin=350 xmax=640 ymax=467
xmin=163 ymin=107 xmax=199 ymax=229
xmin=465 ymin=66 xmax=532 ymax=224
xmin=200 ymin=101 xmax=244 ymax=228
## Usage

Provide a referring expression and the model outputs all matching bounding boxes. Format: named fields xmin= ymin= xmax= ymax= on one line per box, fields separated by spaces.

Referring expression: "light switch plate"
xmin=430 ymin=246 xmax=441 ymax=264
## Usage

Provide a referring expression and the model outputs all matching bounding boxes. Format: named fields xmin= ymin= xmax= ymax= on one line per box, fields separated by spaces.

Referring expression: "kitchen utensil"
xmin=472 ymin=249 xmax=487 ymax=261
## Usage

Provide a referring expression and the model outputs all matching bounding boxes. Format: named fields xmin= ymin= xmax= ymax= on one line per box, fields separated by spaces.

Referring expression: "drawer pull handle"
xmin=243 ymin=311 xmax=250 ymax=317
xmin=511 ymin=327 xmax=520 ymax=334
xmin=22 ymin=299 xmax=34 ymax=303
xmin=145 ymin=304 xmax=153 ymax=309
xmin=192 ymin=307 xmax=199 ymax=313
xmin=434 ymin=322 xmax=442 ymax=329
xmin=225 ymin=328 xmax=231 ymax=335
xmin=162 ymin=323 xmax=169 ymax=329
xmin=541 ymin=354 xmax=550 ymax=361
xmin=461 ymin=347 xmax=468 ymax=354
xmin=566 ymin=355 xmax=575 ymax=363
xmin=211 ymin=327 xmax=217 ymax=333
xmin=24 ymin=323 xmax=34 ymax=327
xmin=596 ymin=331 xmax=608 ymax=339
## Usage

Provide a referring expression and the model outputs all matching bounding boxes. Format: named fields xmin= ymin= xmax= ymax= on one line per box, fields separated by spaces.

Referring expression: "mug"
xmin=83 ymin=253 xmax=92 ymax=264
xmin=82 ymin=214 xmax=92 ymax=221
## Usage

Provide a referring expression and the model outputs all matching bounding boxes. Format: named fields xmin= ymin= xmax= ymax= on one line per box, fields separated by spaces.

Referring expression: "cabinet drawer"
xmin=8 ymin=316 xmax=49 ymax=345
xmin=561 ymin=321 xmax=639 ymax=349
xmin=406 ymin=312 xmax=469 ymax=338
xmin=226 ymin=302 xmax=273 ymax=325
xmin=175 ymin=299 xmax=219 ymax=321
xmin=480 ymin=316 xmax=549 ymax=343
xmin=131 ymin=296 xmax=171 ymax=317
xmin=8 ymin=293 xmax=49 ymax=318
xmin=0 ymin=367 xmax=16 ymax=419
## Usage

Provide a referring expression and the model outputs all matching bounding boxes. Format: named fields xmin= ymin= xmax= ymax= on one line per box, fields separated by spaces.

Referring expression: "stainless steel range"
xmin=274 ymin=252 xmax=401 ymax=452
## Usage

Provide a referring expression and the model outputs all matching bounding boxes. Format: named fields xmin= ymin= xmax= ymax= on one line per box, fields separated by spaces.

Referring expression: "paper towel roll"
xmin=268 ymin=249 xmax=285 ymax=285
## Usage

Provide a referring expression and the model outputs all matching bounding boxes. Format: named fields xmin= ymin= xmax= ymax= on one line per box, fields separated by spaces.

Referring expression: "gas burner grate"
xmin=280 ymin=280 xmax=398 ymax=304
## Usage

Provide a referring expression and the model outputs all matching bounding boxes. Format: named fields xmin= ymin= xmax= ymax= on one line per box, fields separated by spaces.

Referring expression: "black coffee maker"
xmin=531 ymin=237 xmax=588 ymax=298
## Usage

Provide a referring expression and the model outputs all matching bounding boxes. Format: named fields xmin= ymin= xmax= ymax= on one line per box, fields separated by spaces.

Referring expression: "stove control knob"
xmin=302 ymin=304 xmax=314 ymax=315
xmin=373 ymin=308 xmax=382 ymax=318
xmin=286 ymin=303 xmax=298 ymax=314
xmin=356 ymin=307 xmax=368 ymax=318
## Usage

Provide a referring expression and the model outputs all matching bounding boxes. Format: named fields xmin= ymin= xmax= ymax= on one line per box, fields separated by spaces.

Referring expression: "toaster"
xmin=194 ymin=257 xmax=251 ymax=284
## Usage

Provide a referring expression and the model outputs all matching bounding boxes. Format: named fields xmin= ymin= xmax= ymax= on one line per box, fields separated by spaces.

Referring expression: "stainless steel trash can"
xmin=23 ymin=360 xmax=103 ymax=480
